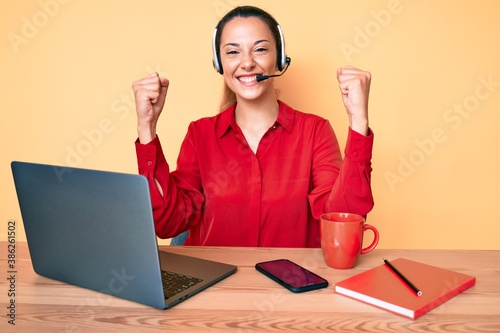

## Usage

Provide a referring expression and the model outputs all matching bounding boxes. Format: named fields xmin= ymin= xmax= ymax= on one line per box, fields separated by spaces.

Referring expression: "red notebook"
xmin=334 ymin=258 xmax=476 ymax=320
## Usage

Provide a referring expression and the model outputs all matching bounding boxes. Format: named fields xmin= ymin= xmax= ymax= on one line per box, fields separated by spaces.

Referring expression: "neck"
xmin=235 ymin=99 xmax=279 ymax=130
xmin=234 ymin=98 xmax=279 ymax=154
xmin=234 ymin=88 xmax=280 ymax=126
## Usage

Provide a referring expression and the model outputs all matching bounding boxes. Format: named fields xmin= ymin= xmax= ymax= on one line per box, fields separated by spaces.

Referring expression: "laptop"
xmin=11 ymin=161 xmax=237 ymax=309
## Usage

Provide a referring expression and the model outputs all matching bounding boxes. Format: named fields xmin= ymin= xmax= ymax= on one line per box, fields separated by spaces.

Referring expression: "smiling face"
xmin=219 ymin=16 xmax=278 ymax=103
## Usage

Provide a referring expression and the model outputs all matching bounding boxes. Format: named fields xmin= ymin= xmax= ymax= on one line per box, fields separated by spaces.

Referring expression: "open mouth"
xmin=238 ymin=75 xmax=258 ymax=83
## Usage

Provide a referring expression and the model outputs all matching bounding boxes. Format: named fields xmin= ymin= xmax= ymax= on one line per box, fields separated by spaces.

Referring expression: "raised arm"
xmin=309 ymin=66 xmax=374 ymax=219
xmin=133 ymin=73 xmax=204 ymax=238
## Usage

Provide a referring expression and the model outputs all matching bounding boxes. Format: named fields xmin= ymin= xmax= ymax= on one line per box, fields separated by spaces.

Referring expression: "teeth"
xmin=239 ymin=76 xmax=256 ymax=83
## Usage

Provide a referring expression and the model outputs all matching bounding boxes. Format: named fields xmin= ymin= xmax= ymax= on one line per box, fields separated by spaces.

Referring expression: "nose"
xmin=240 ymin=52 xmax=256 ymax=71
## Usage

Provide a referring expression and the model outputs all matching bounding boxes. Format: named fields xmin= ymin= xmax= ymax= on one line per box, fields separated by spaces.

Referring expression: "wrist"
xmin=349 ymin=115 xmax=369 ymax=136
xmin=137 ymin=122 xmax=157 ymax=144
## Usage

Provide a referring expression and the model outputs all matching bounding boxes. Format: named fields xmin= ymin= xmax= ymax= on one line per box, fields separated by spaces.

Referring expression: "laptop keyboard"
xmin=161 ymin=270 xmax=203 ymax=299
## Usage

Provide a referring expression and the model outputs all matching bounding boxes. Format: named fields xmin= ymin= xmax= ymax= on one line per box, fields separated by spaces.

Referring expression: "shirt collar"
xmin=216 ymin=100 xmax=295 ymax=138
xmin=216 ymin=104 xmax=236 ymax=138
xmin=275 ymin=100 xmax=294 ymax=133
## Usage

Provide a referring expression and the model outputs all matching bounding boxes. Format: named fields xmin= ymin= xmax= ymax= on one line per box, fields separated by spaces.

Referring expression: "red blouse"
xmin=135 ymin=101 xmax=374 ymax=247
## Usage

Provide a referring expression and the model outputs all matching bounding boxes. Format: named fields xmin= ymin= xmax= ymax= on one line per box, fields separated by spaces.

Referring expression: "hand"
xmin=132 ymin=72 xmax=169 ymax=143
xmin=337 ymin=66 xmax=371 ymax=136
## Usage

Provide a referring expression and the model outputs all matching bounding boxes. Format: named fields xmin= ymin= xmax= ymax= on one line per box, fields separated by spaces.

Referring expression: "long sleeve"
xmin=327 ymin=128 xmax=374 ymax=215
xmin=135 ymin=134 xmax=204 ymax=239
xmin=308 ymin=124 xmax=374 ymax=222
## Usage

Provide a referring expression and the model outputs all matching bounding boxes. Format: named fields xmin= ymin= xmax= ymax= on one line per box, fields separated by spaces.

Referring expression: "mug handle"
xmin=360 ymin=224 xmax=379 ymax=254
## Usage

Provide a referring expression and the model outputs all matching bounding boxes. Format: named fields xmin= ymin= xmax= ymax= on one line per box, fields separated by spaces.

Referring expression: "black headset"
xmin=212 ymin=17 xmax=290 ymax=75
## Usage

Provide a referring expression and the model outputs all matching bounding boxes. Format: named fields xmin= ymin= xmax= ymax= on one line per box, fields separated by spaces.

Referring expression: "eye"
xmin=226 ymin=50 xmax=239 ymax=55
xmin=255 ymin=47 xmax=268 ymax=53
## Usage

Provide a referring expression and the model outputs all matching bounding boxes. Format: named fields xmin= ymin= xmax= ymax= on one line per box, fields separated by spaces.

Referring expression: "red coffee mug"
xmin=320 ymin=212 xmax=379 ymax=269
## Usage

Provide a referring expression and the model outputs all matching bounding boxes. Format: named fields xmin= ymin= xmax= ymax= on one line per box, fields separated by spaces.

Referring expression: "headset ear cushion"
xmin=277 ymin=56 xmax=283 ymax=72
xmin=212 ymin=26 xmax=223 ymax=74
xmin=276 ymin=23 xmax=286 ymax=72
xmin=213 ymin=57 xmax=222 ymax=74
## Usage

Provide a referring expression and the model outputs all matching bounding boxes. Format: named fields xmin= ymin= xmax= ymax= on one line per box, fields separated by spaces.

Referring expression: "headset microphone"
xmin=256 ymin=57 xmax=291 ymax=82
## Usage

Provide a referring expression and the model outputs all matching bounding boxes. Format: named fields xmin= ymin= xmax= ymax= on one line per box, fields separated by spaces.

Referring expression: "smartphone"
xmin=255 ymin=259 xmax=328 ymax=293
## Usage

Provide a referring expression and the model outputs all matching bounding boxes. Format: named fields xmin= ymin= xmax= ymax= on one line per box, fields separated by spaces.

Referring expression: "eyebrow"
xmin=223 ymin=39 xmax=270 ymax=48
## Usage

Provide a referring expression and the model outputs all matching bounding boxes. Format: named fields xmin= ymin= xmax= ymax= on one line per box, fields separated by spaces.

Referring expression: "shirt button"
xmin=147 ymin=161 xmax=153 ymax=166
xmin=353 ymin=152 xmax=359 ymax=158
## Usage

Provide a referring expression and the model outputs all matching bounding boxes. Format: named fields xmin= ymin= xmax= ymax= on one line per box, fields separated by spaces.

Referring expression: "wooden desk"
xmin=2 ymin=242 xmax=499 ymax=333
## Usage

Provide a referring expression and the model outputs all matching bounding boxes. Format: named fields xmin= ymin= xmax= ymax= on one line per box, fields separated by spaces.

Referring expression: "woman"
xmin=132 ymin=5 xmax=374 ymax=247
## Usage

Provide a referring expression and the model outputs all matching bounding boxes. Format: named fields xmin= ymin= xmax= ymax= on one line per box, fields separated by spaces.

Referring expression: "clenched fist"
xmin=337 ymin=66 xmax=371 ymax=136
xmin=132 ymin=72 xmax=169 ymax=144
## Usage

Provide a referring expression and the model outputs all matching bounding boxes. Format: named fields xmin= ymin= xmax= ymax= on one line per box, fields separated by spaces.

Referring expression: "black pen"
xmin=383 ymin=259 xmax=422 ymax=296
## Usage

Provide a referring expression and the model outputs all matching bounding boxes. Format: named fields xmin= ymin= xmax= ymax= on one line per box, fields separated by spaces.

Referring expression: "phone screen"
xmin=255 ymin=259 xmax=328 ymax=292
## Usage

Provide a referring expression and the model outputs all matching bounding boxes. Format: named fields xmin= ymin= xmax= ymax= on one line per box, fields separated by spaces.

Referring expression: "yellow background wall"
xmin=2 ymin=0 xmax=499 ymax=249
